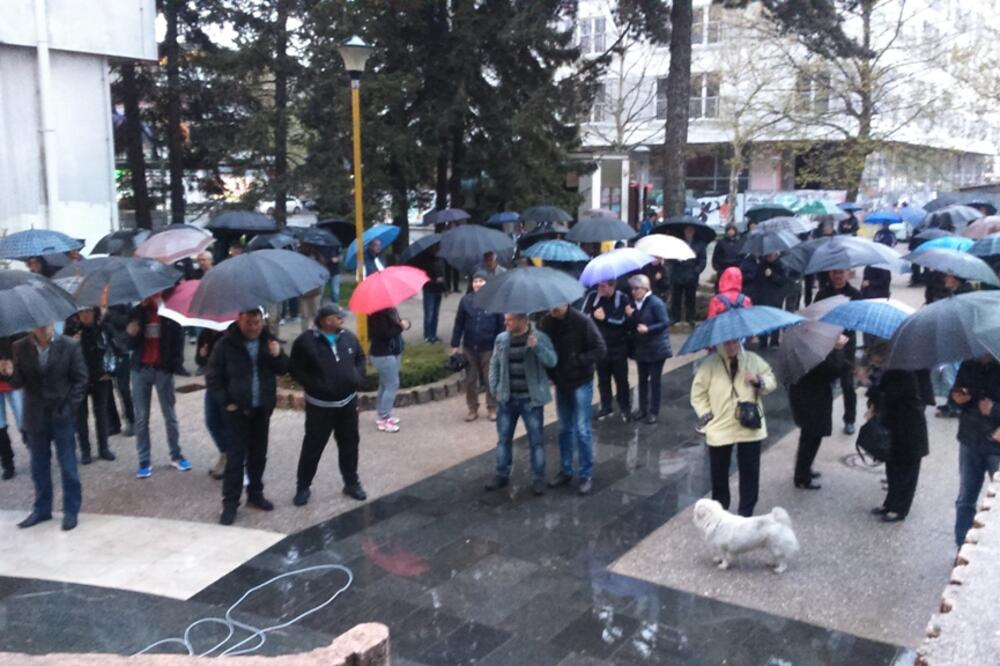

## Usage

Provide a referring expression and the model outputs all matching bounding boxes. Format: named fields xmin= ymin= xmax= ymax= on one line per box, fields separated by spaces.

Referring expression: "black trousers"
xmin=794 ymin=431 xmax=823 ymax=484
xmin=708 ymin=441 xmax=761 ymax=517
xmin=0 ymin=427 xmax=12 ymax=471
xmin=596 ymin=356 xmax=630 ymax=414
xmin=113 ymin=354 xmax=135 ymax=425
xmin=76 ymin=380 xmax=112 ymax=455
xmin=670 ymin=284 xmax=697 ymax=323
xmin=884 ymin=458 xmax=921 ymax=517
xmin=297 ymin=401 xmax=360 ymax=491
xmin=839 ymin=364 xmax=857 ymax=424
xmin=803 ymin=274 xmax=816 ymax=306
xmin=636 ymin=360 xmax=665 ymax=416
xmin=223 ymin=407 xmax=271 ymax=508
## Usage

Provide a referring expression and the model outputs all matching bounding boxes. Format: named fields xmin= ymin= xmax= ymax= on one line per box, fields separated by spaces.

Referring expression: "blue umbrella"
xmin=0 ymin=229 xmax=84 ymax=260
xmin=912 ymin=236 xmax=974 ymax=253
xmin=486 ymin=211 xmax=520 ymax=227
xmin=904 ymin=248 xmax=1000 ymax=287
xmin=969 ymin=233 xmax=1000 ymax=258
xmin=579 ymin=248 xmax=653 ymax=287
xmin=522 ymin=240 xmax=589 ymax=263
xmin=678 ymin=306 xmax=804 ymax=355
xmin=838 ymin=202 xmax=863 ymax=212
xmin=864 ymin=210 xmax=902 ymax=225
xmin=820 ymin=298 xmax=914 ymax=340
xmin=897 ymin=207 xmax=927 ymax=226
xmin=343 ymin=224 xmax=401 ymax=271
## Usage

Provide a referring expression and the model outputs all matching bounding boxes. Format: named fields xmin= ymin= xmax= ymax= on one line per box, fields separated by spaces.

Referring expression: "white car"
xmin=257 ymin=196 xmax=303 ymax=216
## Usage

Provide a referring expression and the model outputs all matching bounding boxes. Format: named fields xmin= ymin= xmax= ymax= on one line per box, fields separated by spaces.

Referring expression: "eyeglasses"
xmin=630 ymin=286 xmax=646 ymax=291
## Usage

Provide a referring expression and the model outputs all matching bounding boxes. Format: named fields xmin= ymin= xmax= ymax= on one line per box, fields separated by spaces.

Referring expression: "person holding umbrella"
xmin=838 ymin=211 xmax=860 ymax=237
xmin=207 ymin=308 xmax=289 ymax=525
xmin=625 ymin=274 xmax=672 ymax=424
xmin=541 ymin=303 xmax=606 ymax=495
xmin=690 ymin=338 xmax=777 ymax=517
xmin=862 ymin=223 xmax=896 ymax=300
xmin=71 ymin=307 xmax=117 ymax=465
xmin=583 ymin=279 xmax=632 ymax=423
xmin=0 ymin=337 xmax=24 ymax=480
xmin=364 ymin=238 xmax=386 ymax=276
xmin=450 ymin=270 xmax=504 ymax=422
xmin=414 ymin=245 xmax=447 ymax=343
xmin=486 ymin=313 xmax=558 ymax=496
xmin=0 ymin=323 xmax=88 ymax=530
xmin=746 ymin=254 xmax=788 ymax=348
xmin=815 ymin=270 xmax=862 ymax=434
xmin=789 ymin=336 xmax=848 ymax=489
xmin=368 ymin=306 xmax=410 ymax=433
xmin=669 ymin=225 xmax=707 ymax=330
xmin=291 ymin=304 xmax=368 ymax=506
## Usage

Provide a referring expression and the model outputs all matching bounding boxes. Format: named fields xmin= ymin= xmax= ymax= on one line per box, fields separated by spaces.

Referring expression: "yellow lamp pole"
xmin=337 ymin=36 xmax=373 ymax=349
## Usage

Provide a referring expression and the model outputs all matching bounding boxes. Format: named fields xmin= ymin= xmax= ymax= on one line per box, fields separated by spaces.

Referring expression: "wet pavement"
xmin=0 ymin=361 xmax=910 ymax=664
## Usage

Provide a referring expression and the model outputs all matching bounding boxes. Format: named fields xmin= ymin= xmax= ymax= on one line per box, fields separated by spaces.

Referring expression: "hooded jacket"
xmin=707 ymin=267 xmax=754 ymax=319
xmin=690 ymin=345 xmax=777 ymax=447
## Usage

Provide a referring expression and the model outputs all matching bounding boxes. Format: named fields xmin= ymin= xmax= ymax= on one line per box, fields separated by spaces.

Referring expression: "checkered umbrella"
xmin=678 ymin=306 xmax=804 ymax=356
xmin=820 ymin=298 xmax=914 ymax=340
xmin=522 ymin=240 xmax=589 ymax=263
xmin=969 ymin=233 xmax=1000 ymax=258
xmin=0 ymin=229 xmax=84 ymax=260
xmin=0 ymin=270 xmax=78 ymax=336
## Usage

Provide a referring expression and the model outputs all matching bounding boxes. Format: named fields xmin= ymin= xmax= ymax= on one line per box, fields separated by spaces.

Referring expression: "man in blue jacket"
xmin=487 ymin=313 xmax=557 ymax=496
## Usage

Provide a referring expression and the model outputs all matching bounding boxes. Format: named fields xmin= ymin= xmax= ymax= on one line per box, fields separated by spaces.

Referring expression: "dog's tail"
xmin=771 ymin=506 xmax=793 ymax=528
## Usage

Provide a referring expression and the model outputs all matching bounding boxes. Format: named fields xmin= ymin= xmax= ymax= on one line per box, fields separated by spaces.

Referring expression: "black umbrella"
xmin=904 ymin=249 xmax=1000 ymax=287
xmin=887 ymin=291 xmax=1000 ymax=369
xmin=473 ymin=266 xmax=585 ymax=314
xmin=438 ymin=225 xmax=515 ymax=273
xmin=745 ymin=204 xmax=795 ymax=224
xmin=521 ymin=205 xmax=572 ymax=231
xmin=206 ymin=210 xmax=278 ymax=233
xmin=316 ymin=218 xmax=358 ymax=246
xmin=803 ymin=236 xmax=905 ymax=274
xmin=247 ymin=232 xmax=298 ymax=252
xmin=967 ymin=199 xmax=999 ymax=216
xmin=285 ymin=226 xmax=340 ymax=248
xmin=92 ymin=229 xmax=150 ymax=256
xmin=190 ymin=249 xmax=329 ymax=315
xmin=780 ymin=236 xmax=833 ymax=274
xmin=740 ymin=229 xmax=801 ymax=257
xmin=924 ymin=192 xmax=1000 ymax=213
xmin=399 ymin=234 xmax=442 ymax=263
xmin=921 ymin=205 xmax=982 ymax=232
xmin=0 ymin=270 xmax=78 ymax=337
xmin=422 ymin=208 xmax=470 ymax=226
xmin=516 ymin=224 xmax=570 ymax=250
xmin=68 ymin=257 xmax=182 ymax=307
xmin=565 ymin=216 xmax=636 ymax=243
xmin=650 ymin=216 xmax=716 ymax=245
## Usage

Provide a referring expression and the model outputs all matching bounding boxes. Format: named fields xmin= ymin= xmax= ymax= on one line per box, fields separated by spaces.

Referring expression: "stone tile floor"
xmin=0 ymin=361 xmax=914 ymax=664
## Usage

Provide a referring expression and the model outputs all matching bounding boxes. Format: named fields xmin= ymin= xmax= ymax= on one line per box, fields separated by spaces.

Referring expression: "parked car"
xmin=257 ymin=196 xmax=304 ymax=216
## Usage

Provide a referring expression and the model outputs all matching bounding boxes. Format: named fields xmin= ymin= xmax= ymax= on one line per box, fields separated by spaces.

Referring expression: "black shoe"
xmin=871 ymin=506 xmax=889 ymax=515
xmin=645 ymin=414 xmax=658 ymax=425
xmin=80 ymin=450 xmax=92 ymax=465
xmin=62 ymin=514 xmax=78 ymax=531
xmin=343 ymin=483 xmax=367 ymax=501
xmin=620 ymin=412 xmax=631 ymax=424
xmin=548 ymin=471 xmax=573 ymax=488
xmin=220 ymin=506 xmax=237 ymax=525
xmin=246 ymin=495 xmax=274 ymax=511
xmin=1 ymin=467 xmax=13 ymax=481
xmin=18 ymin=512 xmax=52 ymax=528
xmin=810 ymin=471 xmax=821 ymax=479
xmin=881 ymin=512 xmax=905 ymax=523
xmin=631 ymin=410 xmax=647 ymax=422
xmin=176 ymin=367 xmax=191 ymax=377
xmin=596 ymin=409 xmax=612 ymax=421
xmin=794 ymin=480 xmax=822 ymax=490
xmin=485 ymin=476 xmax=510 ymax=491
xmin=98 ymin=448 xmax=116 ymax=462
xmin=531 ymin=479 xmax=545 ymax=496
xmin=578 ymin=478 xmax=593 ymax=495
xmin=293 ymin=488 xmax=311 ymax=506
xmin=122 ymin=423 xmax=135 ymax=438
xmin=843 ymin=422 xmax=855 ymax=435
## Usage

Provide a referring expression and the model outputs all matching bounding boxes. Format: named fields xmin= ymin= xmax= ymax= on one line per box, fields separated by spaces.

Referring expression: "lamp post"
xmin=337 ymin=36 xmax=373 ymax=348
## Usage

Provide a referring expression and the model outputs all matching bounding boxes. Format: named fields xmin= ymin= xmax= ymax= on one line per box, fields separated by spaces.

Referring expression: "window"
xmin=689 ymin=72 xmax=720 ymax=119
xmin=794 ymin=71 xmax=831 ymax=114
xmin=591 ymin=82 xmax=608 ymax=122
xmin=577 ymin=17 xmax=606 ymax=54
xmin=656 ymin=77 xmax=669 ymax=119
xmin=692 ymin=5 xmax=723 ymax=46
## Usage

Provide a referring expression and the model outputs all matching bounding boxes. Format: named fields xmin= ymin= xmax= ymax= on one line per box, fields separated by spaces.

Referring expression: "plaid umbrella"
xmin=887 ymin=291 xmax=1000 ymax=369
xmin=905 ymin=249 xmax=1000 ymax=287
xmin=757 ymin=216 xmax=815 ymax=235
xmin=0 ymin=230 xmax=84 ymax=260
xmin=820 ymin=298 xmax=914 ymax=340
xmin=969 ymin=233 xmax=1000 ymax=258
xmin=0 ymin=270 xmax=78 ymax=336
xmin=522 ymin=240 xmax=589 ymax=263
xmin=678 ymin=306 xmax=804 ymax=355
xmin=579 ymin=248 xmax=653 ymax=287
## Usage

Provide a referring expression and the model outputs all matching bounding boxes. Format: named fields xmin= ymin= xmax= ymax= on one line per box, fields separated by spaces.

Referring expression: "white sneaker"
xmin=377 ymin=418 xmax=400 ymax=433
xmin=386 ymin=416 xmax=400 ymax=425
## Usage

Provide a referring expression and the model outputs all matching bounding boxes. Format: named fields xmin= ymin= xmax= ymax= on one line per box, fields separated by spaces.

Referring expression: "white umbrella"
xmin=634 ymin=234 xmax=695 ymax=261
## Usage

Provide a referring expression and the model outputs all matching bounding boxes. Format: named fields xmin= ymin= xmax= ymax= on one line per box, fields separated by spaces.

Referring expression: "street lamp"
xmin=337 ymin=35 xmax=373 ymax=348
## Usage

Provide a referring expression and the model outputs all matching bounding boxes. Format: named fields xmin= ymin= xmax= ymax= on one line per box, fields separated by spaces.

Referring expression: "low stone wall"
xmin=916 ymin=469 xmax=1000 ymax=665
xmin=276 ymin=373 xmax=465 ymax=413
xmin=0 ymin=622 xmax=389 ymax=665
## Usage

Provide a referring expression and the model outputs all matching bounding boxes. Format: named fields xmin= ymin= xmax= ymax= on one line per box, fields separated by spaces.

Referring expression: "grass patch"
xmin=278 ymin=341 xmax=453 ymax=392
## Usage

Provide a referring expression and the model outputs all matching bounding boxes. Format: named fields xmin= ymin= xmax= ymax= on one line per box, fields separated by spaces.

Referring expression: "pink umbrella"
xmin=349 ymin=265 xmax=428 ymax=314
xmin=962 ymin=216 xmax=1000 ymax=240
xmin=158 ymin=279 xmax=236 ymax=331
xmin=134 ymin=227 xmax=212 ymax=264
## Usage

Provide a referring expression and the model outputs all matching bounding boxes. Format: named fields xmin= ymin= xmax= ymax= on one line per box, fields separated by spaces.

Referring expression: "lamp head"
xmin=337 ymin=36 xmax=372 ymax=78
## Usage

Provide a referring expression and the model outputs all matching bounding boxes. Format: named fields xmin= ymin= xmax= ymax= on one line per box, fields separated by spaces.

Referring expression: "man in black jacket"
xmin=0 ymin=324 xmax=88 ymax=530
xmin=582 ymin=280 xmax=630 ymax=422
xmin=669 ymin=225 xmax=707 ymax=329
xmin=73 ymin=308 xmax=116 ymax=464
xmin=291 ymin=305 xmax=368 ymax=506
xmin=207 ymin=309 xmax=289 ymax=525
xmin=416 ymin=246 xmax=448 ymax=343
xmin=540 ymin=304 xmax=606 ymax=495
xmin=815 ymin=269 xmax=862 ymax=434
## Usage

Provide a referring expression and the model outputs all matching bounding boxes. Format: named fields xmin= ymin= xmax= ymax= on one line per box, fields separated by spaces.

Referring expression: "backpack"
xmin=716 ymin=293 xmax=746 ymax=311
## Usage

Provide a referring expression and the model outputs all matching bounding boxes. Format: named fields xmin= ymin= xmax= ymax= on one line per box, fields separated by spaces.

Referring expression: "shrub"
xmin=361 ymin=341 xmax=451 ymax=391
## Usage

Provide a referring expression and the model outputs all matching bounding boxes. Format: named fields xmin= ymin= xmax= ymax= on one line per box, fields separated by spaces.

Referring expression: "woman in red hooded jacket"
xmin=706 ymin=267 xmax=753 ymax=319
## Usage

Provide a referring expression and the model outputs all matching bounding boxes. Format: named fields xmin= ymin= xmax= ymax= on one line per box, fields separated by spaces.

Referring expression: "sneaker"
xmin=98 ymin=448 xmax=116 ymax=461
xmin=171 ymin=457 xmax=192 ymax=471
xmin=620 ymin=412 xmax=631 ymax=424
xmin=386 ymin=416 xmax=400 ymax=425
xmin=487 ymin=409 xmax=497 ymax=422
xmin=531 ymin=479 xmax=546 ymax=496
xmin=578 ymin=478 xmax=593 ymax=495
xmin=465 ymin=410 xmax=479 ymax=422
xmin=485 ymin=475 xmax=510 ymax=491
xmin=548 ymin=471 xmax=573 ymax=488
xmin=122 ymin=423 xmax=135 ymax=438
xmin=843 ymin=423 xmax=855 ymax=435
xmin=694 ymin=423 xmax=705 ymax=435
xmin=293 ymin=488 xmax=311 ymax=506
xmin=343 ymin=483 xmax=367 ymax=501
xmin=247 ymin=495 xmax=274 ymax=511
xmin=596 ymin=409 xmax=612 ymax=421
xmin=80 ymin=451 xmax=93 ymax=465
xmin=377 ymin=419 xmax=400 ymax=433
xmin=136 ymin=465 xmax=152 ymax=479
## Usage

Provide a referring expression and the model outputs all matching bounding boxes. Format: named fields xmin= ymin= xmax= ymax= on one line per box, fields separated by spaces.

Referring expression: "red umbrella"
xmin=158 ymin=280 xmax=238 ymax=331
xmin=348 ymin=265 xmax=428 ymax=314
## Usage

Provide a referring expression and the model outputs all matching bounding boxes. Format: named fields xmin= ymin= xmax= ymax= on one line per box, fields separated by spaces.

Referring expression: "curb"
xmin=276 ymin=372 xmax=466 ymax=413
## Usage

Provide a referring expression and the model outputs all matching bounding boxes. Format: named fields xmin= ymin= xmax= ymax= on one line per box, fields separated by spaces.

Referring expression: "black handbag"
xmin=856 ymin=417 xmax=892 ymax=464
xmin=731 ymin=378 xmax=762 ymax=429
xmin=448 ymin=353 xmax=468 ymax=373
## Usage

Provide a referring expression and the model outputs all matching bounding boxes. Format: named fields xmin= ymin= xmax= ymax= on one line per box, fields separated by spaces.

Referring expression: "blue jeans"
xmin=556 ymin=382 xmax=594 ymax=480
xmin=0 ymin=390 xmax=23 ymax=430
xmin=327 ymin=274 xmax=341 ymax=305
xmin=132 ymin=366 xmax=182 ymax=467
xmin=955 ymin=438 xmax=1000 ymax=545
xmin=370 ymin=355 xmax=400 ymax=419
xmin=495 ymin=398 xmax=546 ymax=481
xmin=27 ymin=417 xmax=81 ymax=517
xmin=423 ymin=289 xmax=442 ymax=341
xmin=204 ymin=391 xmax=230 ymax=454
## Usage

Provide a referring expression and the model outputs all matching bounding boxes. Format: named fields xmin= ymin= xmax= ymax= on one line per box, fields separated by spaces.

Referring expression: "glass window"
xmin=689 ymin=72 xmax=720 ymax=119
xmin=578 ymin=19 xmax=591 ymax=54
xmin=692 ymin=7 xmax=705 ymax=45
xmin=593 ymin=17 xmax=606 ymax=52
xmin=592 ymin=82 xmax=608 ymax=122
xmin=656 ymin=77 xmax=669 ymax=119
xmin=693 ymin=5 xmax=723 ymax=45
xmin=704 ymin=73 xmax=720 ymax=118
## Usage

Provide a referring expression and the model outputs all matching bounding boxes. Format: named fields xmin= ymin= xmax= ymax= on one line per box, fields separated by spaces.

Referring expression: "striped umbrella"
xmin=820 ymin=298 xmax=915 ymax=340
xmin=678 ymin=306 xmax=804 ymax=356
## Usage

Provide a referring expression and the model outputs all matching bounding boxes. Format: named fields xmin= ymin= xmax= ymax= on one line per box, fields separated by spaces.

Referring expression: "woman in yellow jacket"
xmin=690 ymin=339 xmax=777 ymax=517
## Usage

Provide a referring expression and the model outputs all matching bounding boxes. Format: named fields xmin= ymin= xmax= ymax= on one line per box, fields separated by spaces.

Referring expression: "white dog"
xmin=692 ymin=499 xmax=799 ymax=573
